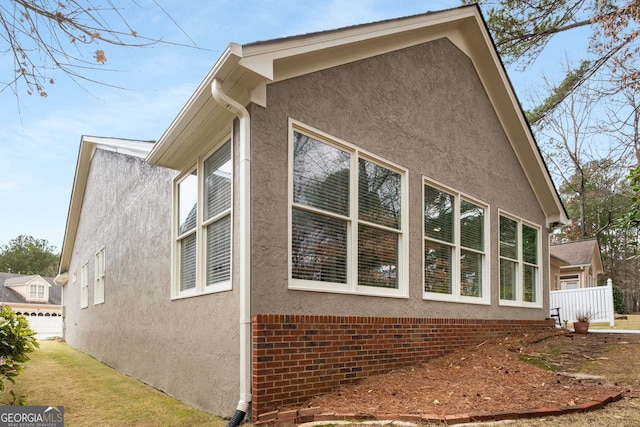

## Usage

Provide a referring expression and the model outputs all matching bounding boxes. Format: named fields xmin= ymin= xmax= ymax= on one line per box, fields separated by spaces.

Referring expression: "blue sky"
xmin=0 ymin=0 xmax=583 ymax=252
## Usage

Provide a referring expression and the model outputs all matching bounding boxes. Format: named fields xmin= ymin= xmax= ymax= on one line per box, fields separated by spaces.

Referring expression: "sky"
xmin=0 ymin=0 xmax=585 ymax=253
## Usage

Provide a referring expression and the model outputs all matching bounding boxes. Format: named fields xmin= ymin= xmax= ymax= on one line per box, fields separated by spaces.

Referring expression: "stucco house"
xmin=0 ymin=272 xmax=62 ymax=339
xmin=55 ymin=5 xmax=569 ymax=422
xmin=550 ymin=239 xmax=603 ymax=290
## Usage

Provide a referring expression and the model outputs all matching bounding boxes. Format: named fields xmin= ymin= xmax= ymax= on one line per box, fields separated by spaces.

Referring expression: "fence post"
xmin=607 ymin=278 xmax=615 ymax=327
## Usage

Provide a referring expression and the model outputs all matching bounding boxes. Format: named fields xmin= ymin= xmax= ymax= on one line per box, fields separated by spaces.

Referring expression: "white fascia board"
xmin=82 ymin=136 xmax=154 ymax=159
xmin=239 ymin=8 xmax=478 ymax=84
xmin=147 ymin=44 xmax=243 ymax=168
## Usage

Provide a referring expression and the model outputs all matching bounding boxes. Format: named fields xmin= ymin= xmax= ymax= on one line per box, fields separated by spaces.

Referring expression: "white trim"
xmin=287 ymin=119 xmax=408 ymax=298
xmin=422 ymin=177 xmax=490 ymax=305
xmin=94 ymin=245 xmax=106 ymax=305
xmin=80 ymin=262 xmax=89 ymax=309
xmin=498 ymin=210 xmax=543 ymax=308
xmin=171 ymin=134 xmax=234 ymax=300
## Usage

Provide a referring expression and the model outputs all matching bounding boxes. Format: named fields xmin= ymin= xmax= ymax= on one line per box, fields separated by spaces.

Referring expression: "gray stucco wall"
xmin=62 ymin=149 xmax=240 ymax=416
xmin=249 ymin=37 xmax=549 ymax=320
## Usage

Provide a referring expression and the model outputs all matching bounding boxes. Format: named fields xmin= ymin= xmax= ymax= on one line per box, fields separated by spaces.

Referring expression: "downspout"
xmin=211 ymin=79 xmax=252 ymax=426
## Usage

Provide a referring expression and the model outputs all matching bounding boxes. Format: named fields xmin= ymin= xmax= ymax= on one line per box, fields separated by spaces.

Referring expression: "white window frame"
xmin=94 ymin=246 xmax=106 ymax=305
xmin=288 ymin=119 xmax=409 ymax=298
xmin=172 ymin=136 xmax=233 ymax=299
xmin=29 ymin=284 xmax=45 ymax=300
xmin=498 ymin=211 xmax=543 ymax=308
xmin=422 ymin=178 xmax=490 ymax=304
xmin=80 ymin=262 xmax=89 ymax=309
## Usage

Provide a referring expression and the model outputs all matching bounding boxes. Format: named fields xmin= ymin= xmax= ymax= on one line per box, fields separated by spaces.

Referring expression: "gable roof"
xmin=550 ymin=239 xmax=603 ymax=274
xmin=56 ymin=137 xmax=155 ymax=280
xmin=0 ymin=272 xmax=61 ymax=305
xmin=147 ymin=4 xmax=568 ymax=227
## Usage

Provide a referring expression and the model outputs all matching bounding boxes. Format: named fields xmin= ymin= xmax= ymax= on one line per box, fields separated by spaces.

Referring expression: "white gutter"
xmin=211 ymin=79 xmax=252 ymax=422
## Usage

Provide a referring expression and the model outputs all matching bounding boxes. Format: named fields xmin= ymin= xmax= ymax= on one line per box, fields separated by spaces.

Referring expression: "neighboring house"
xmin=550 ymin=239 xmax=603 ymax=290
xmin=0 ymin=272 xmax=62 ymax=339
xmin=55 ymin=5 xmax=569 ymax=421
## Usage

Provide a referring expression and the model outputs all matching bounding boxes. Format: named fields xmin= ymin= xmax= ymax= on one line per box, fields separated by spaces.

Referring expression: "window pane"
xmin=460 ymin=200 xmax=484 ymax=251
xmin=359 ymin=159 xmax=401 ymax=229
xmin=500 ymin=259 xmax=517 ymax=300
xmin=206 ymin=215 xmax=231 ymax=285
xmin=499 ymin=216 xmax=518 ymax=259
xmin=204 ymin=140 xmax=232 ymax=221
xmin=293 ymin=132 xmax=350 ymax=216
xmin=522 ymin=224 xmax=538 ymax=265
xmin=358 ymin=224 xmax=398 ymax=288
xmin=523 ymin=264 xmax=537 ymax=302
xmin=460 ymin=250 xmax=482 ymax=297
xmin=178 ymin=172 xmax=198 ymax=235
xmin=180 ymin=233 xmax=197 ymax=291
xmin=424 ymin=185 xmax=454 ymax=243
xmin=292 ymin=208 xmax=347 ymax=283
xmin=424 ymin=241 xmax=452 ymax=294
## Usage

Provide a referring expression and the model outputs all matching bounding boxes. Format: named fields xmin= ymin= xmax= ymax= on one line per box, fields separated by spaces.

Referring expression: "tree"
xmin=467 ymin=0 xmax=640 ymax=123
xmin=0 ymin=235 xmax=59 ymax=276
xmin=1 ymin=0 xmax=193 ymax=97
xmin=0 ymin=305 xmax=39 ymax=404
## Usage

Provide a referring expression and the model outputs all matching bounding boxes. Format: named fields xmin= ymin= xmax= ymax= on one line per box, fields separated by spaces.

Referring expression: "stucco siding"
xmin=62 ymin=149 xmax=240 ymax=416
xmin=250 ymin=38 xmax=548 ymax=319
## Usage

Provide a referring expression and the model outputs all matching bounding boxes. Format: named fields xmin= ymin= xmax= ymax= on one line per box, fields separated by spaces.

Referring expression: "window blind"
xmin=178 ymin=172 xmax=197 ymax=235
xmin=424 ymin=185 xmax=454 ymax=243
xmin=180 ymin=233 xmax=197 ymax=291
xmin=460 ymin=200 xmax=484 ymax=251
xmin=206 ymin=215 xmax=231 ymax=285
xmin=424 ymin=241 xmax=452 ymax=294
xmin=522 ymin=224 xmax=538 ymax=264
xmin=293 ymin=132 xmax=350 ymax=216
xmin=499 ymin=216 xmax=518 ymax=260
xmin=358 ymin=224 xmax=398 ymax=288
xmin=358 ymin=159 xmax=401 ymax=229
xmin=291 ymin=209 xmax=347 ymax=283
xmin=204 ymin=140 xmax=232 ymax=221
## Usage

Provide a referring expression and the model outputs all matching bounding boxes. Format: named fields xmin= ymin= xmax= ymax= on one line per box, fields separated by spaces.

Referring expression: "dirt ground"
xmin=302 ymin=330 xmax=640 ymax=417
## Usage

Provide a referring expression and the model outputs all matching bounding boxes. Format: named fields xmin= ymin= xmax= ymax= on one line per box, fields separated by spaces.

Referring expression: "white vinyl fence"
xmin=550 ymin=279 xmax=615 ymax=327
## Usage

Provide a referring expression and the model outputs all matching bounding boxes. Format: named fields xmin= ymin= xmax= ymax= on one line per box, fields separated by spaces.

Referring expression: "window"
xmin=423 ymin=180 xmax=489 ymax=303
xmin=29 ymin=284 xmax=45 ymax=300
xmin=289 ymin=121 xmax=407 ymax=297
xmin=560 ymin=274 xmax=579 ymax=290
xmin=80 ymin=262 xmax=89 ymax=309
xmin=95 ymin=246 xmax=105 ymax=305
xmin=499 ymin=213 xmax=541 ymax=306
xmin=174 ymin=139 xmax=232 ymax=297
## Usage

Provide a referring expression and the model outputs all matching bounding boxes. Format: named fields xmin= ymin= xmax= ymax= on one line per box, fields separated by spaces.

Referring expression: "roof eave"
xmin=146 ymin=4 xmax=568 ymax=226
xmin=57 ymin=137 xmax=153 ymax=276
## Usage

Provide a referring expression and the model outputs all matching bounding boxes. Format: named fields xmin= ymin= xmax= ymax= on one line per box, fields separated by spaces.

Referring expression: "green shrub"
xmin=613 ymin=286 xmax=625 ymax=314
xmin=0 ymin=305 xmax=39 ymax=398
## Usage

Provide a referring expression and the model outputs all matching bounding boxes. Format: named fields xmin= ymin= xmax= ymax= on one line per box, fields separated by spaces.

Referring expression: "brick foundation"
xmin=251 ymin=314 xmax=556 ymax=418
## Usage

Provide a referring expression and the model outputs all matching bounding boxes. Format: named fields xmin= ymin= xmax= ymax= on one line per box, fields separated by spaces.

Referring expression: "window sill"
xmin=171 ymin=282 xmax=232 ymax=301
xmin=423 ymin=292 xmax=491 ymax=305
xmin=498 ymin=299 xmax=543 ymax=309
xmin=289 ymin=280 xmax=408 ymax=299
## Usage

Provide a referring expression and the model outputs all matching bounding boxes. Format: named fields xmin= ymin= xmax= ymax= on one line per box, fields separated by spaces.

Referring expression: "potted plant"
xmin=573 ymin=310 xmax=594 ymax=334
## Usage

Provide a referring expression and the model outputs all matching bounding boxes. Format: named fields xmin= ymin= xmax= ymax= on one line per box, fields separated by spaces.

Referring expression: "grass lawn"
xmin=590 ymin=313 xmax=640 ymax=330
xmin=0 ymin=340 xmax=226 ymax=427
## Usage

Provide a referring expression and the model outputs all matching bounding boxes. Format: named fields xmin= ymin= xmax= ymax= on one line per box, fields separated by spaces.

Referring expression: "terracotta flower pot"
xmin=573 ymin=321 xmax=590 ymax=334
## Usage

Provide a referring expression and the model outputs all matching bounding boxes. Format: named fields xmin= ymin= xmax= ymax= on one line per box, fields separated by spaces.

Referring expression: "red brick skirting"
xmin=252 ymin=314 xmax=556 ymax=418
xmin=253 ymin=391 xmax=624 ymax=425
